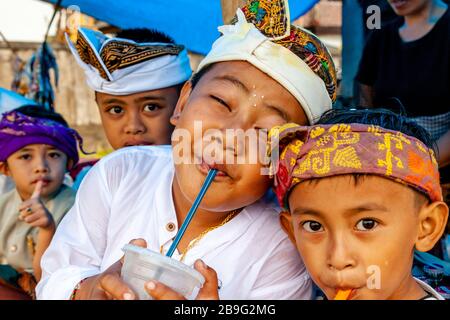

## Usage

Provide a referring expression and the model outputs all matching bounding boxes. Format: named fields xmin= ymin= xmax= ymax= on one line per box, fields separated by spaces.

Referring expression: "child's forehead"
xmin=96 ymin=88 xmax=175 ymax=103
xmin=193 ymin=61 xmax=305 ymax=121
xmin=199 ymin=61 xmax=280 ymax=88
xmin=290 ymin=175 xmax=416 ymax=210
xmin=15 ymin=144 xmax=62 ymax=153
xmin=296 ymin=174 xmax=410 ymax=192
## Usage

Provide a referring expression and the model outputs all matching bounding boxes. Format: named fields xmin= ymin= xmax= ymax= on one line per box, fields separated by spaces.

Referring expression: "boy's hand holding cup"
xmin=18 ymin=181 xmax=55 ymax=230
xmin=71 ymin=238 xmax=219 ymax=300
xmin=144 ymin=259 xmax=220 ymax=300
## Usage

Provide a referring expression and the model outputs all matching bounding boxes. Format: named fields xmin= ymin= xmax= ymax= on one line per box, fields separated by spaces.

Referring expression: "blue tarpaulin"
xmin=41 ymin=0 xmax=319 ymax=54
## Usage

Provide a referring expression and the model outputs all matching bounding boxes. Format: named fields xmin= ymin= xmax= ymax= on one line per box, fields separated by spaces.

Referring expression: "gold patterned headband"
xmin=269 ymin=123 xmax=442 ymax=208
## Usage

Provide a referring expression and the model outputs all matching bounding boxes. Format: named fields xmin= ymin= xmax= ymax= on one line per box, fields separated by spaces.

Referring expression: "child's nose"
xmin=34 ymin=157 xmax=49 ymax=174
xmin=326 ymin=237 xmax=357 ymax=271
xmin=125 ymin=113 xmax=146 ymax=135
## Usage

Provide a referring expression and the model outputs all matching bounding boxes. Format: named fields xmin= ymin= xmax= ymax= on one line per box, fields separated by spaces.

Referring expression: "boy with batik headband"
xmin=271 ymin=109 xmax=449 ymax=300
xmin=0 ymin=110 xmax=85 ymax=299
xmin=67 ymin=27 xmax=192 ymax=149
xmin=37 ymin=0 xmax=336 ymax=300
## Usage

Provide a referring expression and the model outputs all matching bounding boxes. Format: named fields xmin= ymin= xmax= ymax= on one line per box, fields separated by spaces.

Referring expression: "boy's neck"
xmin=403 ymin=0 xmax=447 ymax=27
xmin=387 ymin=273 xmax=427 ymax=300
xmin=399 ymin=0 xmax=447 ymax=42
xmin=171 ymin=175 xmax=235 ymax=253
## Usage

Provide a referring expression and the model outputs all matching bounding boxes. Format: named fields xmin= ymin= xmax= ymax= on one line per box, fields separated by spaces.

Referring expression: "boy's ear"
xmin=280 ymin=211 xmax=297 ymax=246
xmin=0 ymin=162 xmax=9 ymax=176
xmin=170 ymin=81 xmax=192 ymax=126
xmin=415 ymin=201 xmax=449 ymax=252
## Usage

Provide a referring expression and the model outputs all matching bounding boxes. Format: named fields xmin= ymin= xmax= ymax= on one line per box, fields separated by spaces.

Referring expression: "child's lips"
xmin=198 ymin=159 xmax=230 ymax=178
xmin=32 ymin=178 xmax=51 ymax=187
xmin=123 ymin=140 xmax=153 ymax=147
xmin=390 ymin=0 xmax=407 ymax=9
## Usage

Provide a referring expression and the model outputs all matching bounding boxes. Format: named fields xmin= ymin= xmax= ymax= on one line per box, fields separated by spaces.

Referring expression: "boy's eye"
xmin=143 ymin=104 xmax=160 ymax=112
xmin=210 ymin=95 xmax=231 ymax=112
xmin=302 ymin=221 xmax=324 ymax=233
xmin=19 ymin=154 xmax=31 ymax=160
xmin=355 ymin=219 xmax=378 ymax=231
xmin=48 ymin=152 xmax=62 ymax=159
xmin=107 ymin=106 xmax=124 ymax=115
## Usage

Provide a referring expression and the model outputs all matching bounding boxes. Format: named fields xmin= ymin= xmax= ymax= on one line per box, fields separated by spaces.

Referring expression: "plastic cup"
xmin=120 ymin=244 xmax=205 ymax=300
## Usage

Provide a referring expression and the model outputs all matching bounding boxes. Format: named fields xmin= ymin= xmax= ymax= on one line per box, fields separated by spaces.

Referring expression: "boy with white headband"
xmin=67 ymin=27 xmax=192 ymax=149
xmin=37 ymin=0 xmax=337 ymax=300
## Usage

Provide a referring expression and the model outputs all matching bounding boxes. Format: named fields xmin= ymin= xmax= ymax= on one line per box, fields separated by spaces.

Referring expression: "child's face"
xmin=2 ymin=144 xmax=68 ymax=200
xmin=286 ymin=175 xmax=426 ymax=300
xmin=96 ymin=87 xmax=180 ymax=149
xmin=387 ymin=0 xmax=430 ymax=16
xmin=172 ymin=61 xmax=308 ymax=211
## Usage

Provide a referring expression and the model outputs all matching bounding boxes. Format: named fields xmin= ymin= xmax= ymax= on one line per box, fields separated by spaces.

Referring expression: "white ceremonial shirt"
xmin=36 ymin=146 xmax=312 ymax=300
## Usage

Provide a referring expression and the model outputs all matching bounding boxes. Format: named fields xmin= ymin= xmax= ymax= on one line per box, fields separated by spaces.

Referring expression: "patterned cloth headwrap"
xmin=198 ymin=0 xmax=337 ymax=124
xmin=268 ymin=123 xmax=443 ymax=209
xmin=0 ymin=111 xmax=85 ymax=166
xmin=66 ymin=28 xmax=192 ymax=95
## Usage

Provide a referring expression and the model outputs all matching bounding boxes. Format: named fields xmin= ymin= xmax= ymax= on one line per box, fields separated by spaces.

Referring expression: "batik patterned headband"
xmin=66 ymin=28 xmax=192 ymax=95
xmin=269 ymin=123 xmax=442 ymax=208
xmin=75 ymin=30 xmax=185 ymax=81
xmin=233 ymin=0 xmax=337 ymax=102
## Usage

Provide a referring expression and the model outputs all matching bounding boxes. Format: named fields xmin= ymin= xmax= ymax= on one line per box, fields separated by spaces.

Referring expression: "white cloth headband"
xmin=197 ymin=9 xmax=332 ymax=124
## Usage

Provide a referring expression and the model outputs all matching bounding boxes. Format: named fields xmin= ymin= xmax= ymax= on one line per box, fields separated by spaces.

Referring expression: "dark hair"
xmin=317 ymin=107 xmax=435 ymax=149
xmin=115 ymin=28 xmax=175 ymax=44
xmin=14 ymin=105 xmax=69 ymax=127
xmin=190 ymin=64 xmax=215 ymax=89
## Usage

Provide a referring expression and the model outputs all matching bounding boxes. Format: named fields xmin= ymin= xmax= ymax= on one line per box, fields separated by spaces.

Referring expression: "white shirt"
xmin=36 ymin=146 xmax=312 ymax=300
xmin=415 ymin=278 xmax=445 ymax=300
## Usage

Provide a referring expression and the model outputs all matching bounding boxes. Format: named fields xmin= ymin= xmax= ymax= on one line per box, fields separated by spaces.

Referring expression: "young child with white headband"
xmin=37 ymin=0 xmax=337 ymax=300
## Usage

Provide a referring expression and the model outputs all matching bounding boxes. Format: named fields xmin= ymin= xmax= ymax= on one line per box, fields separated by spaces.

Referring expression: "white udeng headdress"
xmin=198 ymin=0 xmax=337 ymax=124
xmin=66 ymin=28 xmax=192 ymax=95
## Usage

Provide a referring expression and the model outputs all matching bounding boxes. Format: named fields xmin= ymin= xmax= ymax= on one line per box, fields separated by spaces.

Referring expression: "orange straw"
xmin=334 ymin=289 xmax=352 ymax=300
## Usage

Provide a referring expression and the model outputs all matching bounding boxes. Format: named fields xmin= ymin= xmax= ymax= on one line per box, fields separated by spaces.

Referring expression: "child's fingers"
xmin=18 ymin=200 xmax=34 ymax=212
xmin=194 ymin=259 xmax=220 ymax=300
xmin=28 ymin=217 xmax=50 ymax=228
xmin=120 ymin=238 xmax=147 ymax=264
xmin=31 ymin=180 xmax=43 ymax=199
xmin=98 ymin=273 xmax=136 ymax=300
xmin=18 ymin=203 xmax=41 ymax=219
xmin=22 ymin=211 xmax=43 ymax=224
xmin=129 ymin=238 xmax=147 ymax=248
xmin=18 ymin=207 xmax=32 ymax=219
xmin=145 ymin=280 xmax=186 ymax=300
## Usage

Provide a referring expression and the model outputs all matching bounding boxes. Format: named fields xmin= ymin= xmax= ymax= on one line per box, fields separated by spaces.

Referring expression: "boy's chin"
xmin=192 ymin=195 xmax=236 ymax=211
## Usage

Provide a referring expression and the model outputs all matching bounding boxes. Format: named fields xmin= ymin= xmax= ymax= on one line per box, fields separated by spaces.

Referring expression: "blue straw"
xmin=166 ymin=169 xmax=218 ymax=258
